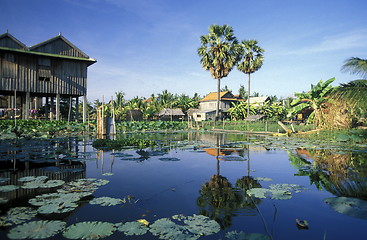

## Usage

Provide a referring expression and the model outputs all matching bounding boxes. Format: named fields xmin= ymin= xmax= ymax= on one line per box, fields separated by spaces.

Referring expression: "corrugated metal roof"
xmin=157 ymin=108 xmax=185 ymax=116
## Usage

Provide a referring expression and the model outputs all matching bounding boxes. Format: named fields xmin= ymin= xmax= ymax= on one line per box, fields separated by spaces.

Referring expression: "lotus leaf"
xmin=246 ymin=188 xmax=269 ymax=198
xmin=150 ymin=214 xmax=220 ymax=240
xmin=254 ymin=177 xmax=272 ymax=182
xmin=89 ymin=197 xmax=123 ymax=206
xmin=269 ymin=190 xmax=292 ymax=200
xmin=0 ymin=207 xmax=37 ymax=226
xmin=18 ymin=176 xmax=48 ymax=182
xmin=269 ymin=184 xmax=307 ymax=193
xmin=102 ymin=173 xmax=114 ymax=176
xmin=7 ymin=220 xmax=66 ymax=239
xmin=225 ymin=230 xmax=271 ymax=240
xmin=29 ymin=192 xmax=80 ymax=207
xmin=63 ymin=221 xmax=115 ymax=240
xmin=324 ymin=197 xmax=367 ymax=219
xmin=218 ymin=155 xmax=246 ymax=161
xmin=183 ymin=214 xmax=221 ymax=236
xmin=116 ymin=221 xmax=148 ymax=235
xmin=149 ymin=218 xmax=193 ymax=240
xmin=0 ymin=177 xmax=10 ymax=183
xmin=38 ymin=201 xmax=79 ymax=214
xmin=0 ymin=185 xmax=19 ymax=192
xmin=159 ymin=157 xmax=180 ymax=161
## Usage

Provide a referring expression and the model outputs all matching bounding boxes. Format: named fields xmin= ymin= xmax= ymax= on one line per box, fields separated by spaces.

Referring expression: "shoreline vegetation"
xmin=0 ymin=120 xmax=366 ymax=147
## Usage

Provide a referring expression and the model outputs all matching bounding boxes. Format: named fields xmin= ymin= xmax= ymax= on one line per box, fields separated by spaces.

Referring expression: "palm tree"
xmin=341 ymin=57 xmax=367 ymax=79
xmin=237 ymin=40 xmax=264 ymax=117
xmin=198 ymin=24 xmax=241 ymax=120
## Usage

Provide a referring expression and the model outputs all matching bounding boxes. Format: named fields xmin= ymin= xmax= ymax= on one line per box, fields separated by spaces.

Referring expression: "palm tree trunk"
xmin=216 ymin=78 xmax=221 ymax=120
xmin=247 ymin=73 xmax=251 ymax=117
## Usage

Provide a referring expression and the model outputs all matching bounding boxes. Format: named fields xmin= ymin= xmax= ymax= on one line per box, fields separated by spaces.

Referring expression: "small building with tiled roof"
xmin=193 ymin=91 xmax=241 ymax=121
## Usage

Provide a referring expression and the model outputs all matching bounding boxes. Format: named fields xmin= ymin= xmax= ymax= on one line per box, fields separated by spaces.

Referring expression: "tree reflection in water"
xmin=289 ymin=148 xmax=367 ymax=200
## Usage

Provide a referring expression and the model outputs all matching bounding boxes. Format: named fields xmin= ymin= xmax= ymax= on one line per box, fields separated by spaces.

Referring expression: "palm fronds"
xmin=341 ymin=57 xmax=367 ymax=79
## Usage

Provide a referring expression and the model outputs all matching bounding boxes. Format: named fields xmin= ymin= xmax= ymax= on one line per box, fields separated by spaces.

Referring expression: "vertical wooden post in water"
xmin=83 ymin=95 xmax=87 ymax=123
xmin=56 ymin=94 xmax=60 ymax=120
xmin=75 ymin=97 xmax=79 ymax=122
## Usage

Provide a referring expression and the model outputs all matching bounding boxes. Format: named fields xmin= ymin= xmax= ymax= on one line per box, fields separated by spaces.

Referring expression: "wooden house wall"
xmin=31 ymin=38 xmax=87 ymax=58
xmin=0 ymin=51 xmax=87 ymax=96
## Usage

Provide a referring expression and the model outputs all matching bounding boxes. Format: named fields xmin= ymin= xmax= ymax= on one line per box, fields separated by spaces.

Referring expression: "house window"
xmin=196 ymin=114 xmax=201 ymax=118
xmin=38 ymin=57 xmax=51 ymax=81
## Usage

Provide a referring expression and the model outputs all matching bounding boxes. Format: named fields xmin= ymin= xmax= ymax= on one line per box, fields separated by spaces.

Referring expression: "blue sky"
xmin=1 ymin=0 xmax=366 ymax=101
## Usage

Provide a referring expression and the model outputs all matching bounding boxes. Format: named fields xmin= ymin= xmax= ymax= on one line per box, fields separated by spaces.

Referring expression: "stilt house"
xmin=0 ymin=32 xmax=96 ymax=121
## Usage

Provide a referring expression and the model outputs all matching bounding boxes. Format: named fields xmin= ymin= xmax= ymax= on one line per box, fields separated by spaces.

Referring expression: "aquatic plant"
xmin=116 ymin=221 xmax=148 ymax=236
xmin=18 ymin=176 xmax=48 ymax=182
xmin=150 ymin=214 xmax=220 ymax=240
xmin=7 ymin=220 xmax=66 ymax=239
xmin=89 ymin=197 xmax=124 ymax=206
xmin=0 ymin=207 xmax=37 ymax=226
xmin=324 ymin=197 xmax=367 ymax=219
xmin=225 ymin=230 xmax=271 ymax=240
xmin=21 ymin=179 xmax=65 ymax=189
xmin=159 ymin=157 xmax=180 ymax=161
xmin=0 ymin=185 xmax=19 ymax=192
xmin=63 ymin=221 xmax=115 ymax=239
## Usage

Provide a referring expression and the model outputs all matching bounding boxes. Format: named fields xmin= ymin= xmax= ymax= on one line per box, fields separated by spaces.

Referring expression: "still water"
xmin=0 ymin=132 xmax=366 ymax=239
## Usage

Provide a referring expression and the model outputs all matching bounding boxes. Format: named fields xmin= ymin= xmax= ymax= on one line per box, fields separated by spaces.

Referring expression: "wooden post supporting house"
xmin=0 ymin=32 xmax=96 ymax=122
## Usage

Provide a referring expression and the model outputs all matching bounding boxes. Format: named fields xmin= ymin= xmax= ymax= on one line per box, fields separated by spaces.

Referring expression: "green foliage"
xmin=116 ymin=120 xmax=188 ymax=132
xmin=63 ymin=221 xmax=115 ymax=240
xmin=324 ymin=197 xmax=367 ymax=219
xmin=0 ymin=120 xmax=90 ymax=139
xmin=288 ymin=78 xmax=335 ymax=125
xmin=92 ymin=137 xmax=156 ymax=150
xmin=7 ymin=220 xmax=66 ymax=239
xmin=341 ymin=57 xmax=367 ymax=79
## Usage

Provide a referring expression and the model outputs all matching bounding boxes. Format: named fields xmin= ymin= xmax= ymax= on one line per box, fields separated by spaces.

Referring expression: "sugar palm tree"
xmin=198 ymin=24 xmax=241 ymax=120
xmin=341 ymin=57 xmax=367 ymax=79
xmin=237 ymin=40 xmax=264 ymax=117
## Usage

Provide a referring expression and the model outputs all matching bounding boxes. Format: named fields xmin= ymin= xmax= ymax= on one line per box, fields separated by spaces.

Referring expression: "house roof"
xmin=249 ymin=96 xmax=270 ymax=104
xmin=0 ymin=32 xmax=96 ymax=65
xmin=200 ymin=91 xmax=240 ymax=102
xmin=0 ymin=32 xmax=28 ymax=50
xmin=157 ymin=108 xmax=185 ymax=116
xmin=29 ymin=34 xmax=90 ymax=59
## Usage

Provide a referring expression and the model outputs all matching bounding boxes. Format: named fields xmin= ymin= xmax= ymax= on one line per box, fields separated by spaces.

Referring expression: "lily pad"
xmin=18 ymin=176 xmax=48 ymax=182
xmin=0 ymin=185 xmax=19 ymax=192
xmin=22 ymin=179 xmax=65 ymax=189
xmin=150 ymin=214 xmax=220 ymax=240
xmin=89 ymin=197 xmax=124 ymax=206
xmin=225 ymin=230 xmax=271 ymax=240
xmin=246 ymin=188 xmax=269 ymax=199
xmin=116 ymin=221 xmax=148 ymax=236
xmin=63 ymin=221 xmax=115 ymax=240
xmin=0 ymin=177 xmax=10 ymax=183
xmin=218 ymin=155 xmax=246 ymax=161
xmin=29 ymin=192 xmax=80 ymax=207
xmin=7 ymin=220 xmax=66 ymax=239
xmin=38 ymin=201 xmax=79 ymax=214
xmin=324 ymin=197 xmax=367 ymax=219
xmin=0 ymin=207 xmax=37 ymax=226
xmin=159 ymin=157 xmax=180 ymax=161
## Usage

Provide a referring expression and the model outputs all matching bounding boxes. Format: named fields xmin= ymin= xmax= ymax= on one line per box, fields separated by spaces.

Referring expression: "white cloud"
xmin=285 ymin=29 xmax=367 ymax=55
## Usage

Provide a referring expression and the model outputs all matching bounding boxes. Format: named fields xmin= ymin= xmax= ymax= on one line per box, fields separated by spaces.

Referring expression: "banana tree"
xmin=287 ymin=77 xmax=335 ymax=125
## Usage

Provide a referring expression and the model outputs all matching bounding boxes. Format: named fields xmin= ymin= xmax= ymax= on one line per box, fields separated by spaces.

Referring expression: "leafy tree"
xmin=237 ymin=40 xmax=264 ymax=117
xmin=238 ymin=85 xmax=247 ymax=99
xmin=341 ymin=57 xmax=367 ymax=79
xmin=220 ymin=85 xmax=231 ymax=92
xmin=287 ymin=78 xmax=335 ymax=125
xmin=198 ymin=24 xmax=241 ymax=119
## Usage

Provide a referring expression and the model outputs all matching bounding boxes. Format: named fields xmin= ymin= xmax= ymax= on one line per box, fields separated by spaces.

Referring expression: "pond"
xmin=0 ymin=131 xmax=367 ymax=239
